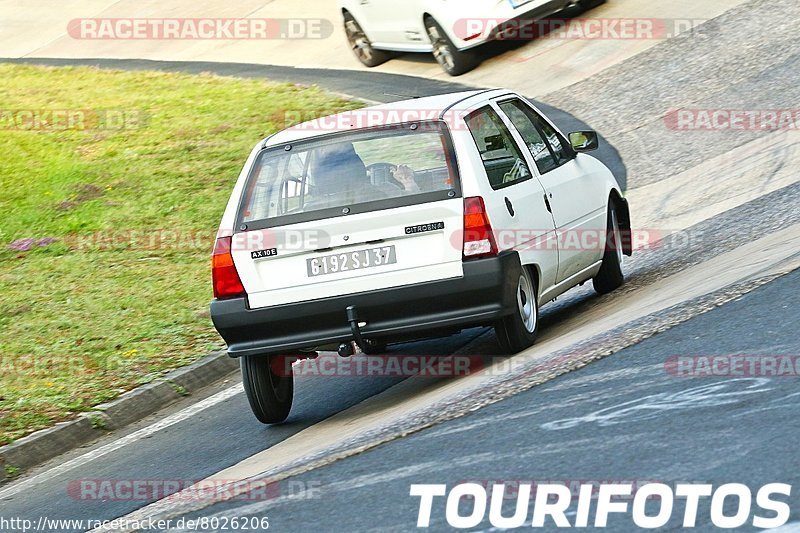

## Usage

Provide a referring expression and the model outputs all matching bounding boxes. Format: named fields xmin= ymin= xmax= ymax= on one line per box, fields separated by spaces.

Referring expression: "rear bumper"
xmin=211 ymin=252 xmax=521 ymax=357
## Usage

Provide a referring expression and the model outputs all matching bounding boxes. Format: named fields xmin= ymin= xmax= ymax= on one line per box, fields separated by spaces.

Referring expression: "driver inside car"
xmin=308 ymin=142 xmax=387 ymax=208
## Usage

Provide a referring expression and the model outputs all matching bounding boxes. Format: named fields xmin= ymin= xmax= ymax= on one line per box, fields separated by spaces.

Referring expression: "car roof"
xmin=264 ymin=89 xmax=513 ymax=147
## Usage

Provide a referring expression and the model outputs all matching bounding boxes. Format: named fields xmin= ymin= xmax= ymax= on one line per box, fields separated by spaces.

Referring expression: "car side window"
xmin=465 ymin=106 xmax=532 ymax=190
xmin=498 ymin=100 xmax=557 ymax=174
xmin=499 ymin=99 xmax=571 ymax=172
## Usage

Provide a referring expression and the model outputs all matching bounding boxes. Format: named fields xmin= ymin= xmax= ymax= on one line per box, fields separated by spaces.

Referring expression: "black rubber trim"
xmin=617 ymin=197 xmax=633 ymax=257
xmin=211 ymin=252 xmax=521 ymax=357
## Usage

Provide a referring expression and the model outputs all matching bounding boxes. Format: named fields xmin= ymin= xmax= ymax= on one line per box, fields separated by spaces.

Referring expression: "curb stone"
xmin=0 ymin=349 xmax=238 ymax=484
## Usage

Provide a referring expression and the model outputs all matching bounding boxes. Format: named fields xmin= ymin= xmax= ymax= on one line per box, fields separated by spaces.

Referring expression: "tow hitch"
xmin=337 ymin=342 xmax=357 ymax=357
xmin=338 ymin=306 xmax=367 ymax=356
xmin=338 ymin=305 xmax=383 ymax=357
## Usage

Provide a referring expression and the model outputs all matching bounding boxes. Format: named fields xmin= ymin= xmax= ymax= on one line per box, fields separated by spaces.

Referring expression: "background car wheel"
xmin=495 ymin=266 xmax=539 ymax=354
xmin=593 ymin=204 xmax=625 ymax=295
xmin=581 ymin=0 xmax=607 ymax=9
xmin=240 ymin=354 xmax=294 ymax=424
xmin=424 ymin=17 xmax=478 ymax=76
xmin=343 ymin=12 xmax=392 ymax=68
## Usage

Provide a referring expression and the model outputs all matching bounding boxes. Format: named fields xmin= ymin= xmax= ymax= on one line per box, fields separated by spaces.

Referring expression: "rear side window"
xmin=238 ymin=122 xmax=460 ymax=229
xmin=465 ymin=107 xmax=532 ymax=190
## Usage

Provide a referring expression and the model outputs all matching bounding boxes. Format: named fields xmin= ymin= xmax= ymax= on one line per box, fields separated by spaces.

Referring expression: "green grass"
xmin=0 ymin=64 xmax=362 ymax=446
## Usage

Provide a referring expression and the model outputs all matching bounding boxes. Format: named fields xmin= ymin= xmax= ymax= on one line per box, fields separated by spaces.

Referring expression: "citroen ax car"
xmin=211 ymin=89 xmax=631 ymax=423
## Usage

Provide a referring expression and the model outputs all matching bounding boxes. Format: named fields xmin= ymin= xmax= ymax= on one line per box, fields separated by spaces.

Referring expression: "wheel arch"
xmin=422 ymin=12 xmax=460 ymax=48
xmin=609 ymin=189 xmax=633 ymax=257
xmin=341 ymin=8 xmax=373 ymax=39
xmin=524 ymin=261 xmax=543 ymax=301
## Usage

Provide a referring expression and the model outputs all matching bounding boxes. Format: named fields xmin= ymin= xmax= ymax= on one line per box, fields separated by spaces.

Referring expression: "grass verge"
xmin=0 ymin=64 xmax=361 ymax=445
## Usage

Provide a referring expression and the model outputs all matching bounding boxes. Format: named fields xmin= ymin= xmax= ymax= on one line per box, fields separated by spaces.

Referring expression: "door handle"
xmin=543 ymin=194 xmax=553 ymax=213
xmin=505 ymin=197 xmax=515 ymax=217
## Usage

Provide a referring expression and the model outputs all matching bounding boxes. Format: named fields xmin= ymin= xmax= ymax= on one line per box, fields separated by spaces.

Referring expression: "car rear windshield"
xmin=238 ymin=122 xmax=460 ymax=229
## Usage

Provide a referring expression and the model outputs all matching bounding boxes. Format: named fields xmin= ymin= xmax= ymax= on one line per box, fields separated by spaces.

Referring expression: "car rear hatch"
xmin=231 ymin=122 xmax=465 ymax=310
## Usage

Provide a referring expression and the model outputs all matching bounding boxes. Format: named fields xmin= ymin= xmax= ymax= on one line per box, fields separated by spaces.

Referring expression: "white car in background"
xmin=338 ymin=0 xmax=606 ymax=75
xmin=211 ymin=89 xmax=631 ymax=423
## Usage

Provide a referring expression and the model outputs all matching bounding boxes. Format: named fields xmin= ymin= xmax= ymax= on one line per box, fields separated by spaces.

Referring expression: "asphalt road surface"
xmin=173 ymin=268 xmax=800 ymax=532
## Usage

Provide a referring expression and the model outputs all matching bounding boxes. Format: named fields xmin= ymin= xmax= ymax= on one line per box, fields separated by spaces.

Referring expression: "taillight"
xmin=462 ymin=196 xmax=498 ymax=259
xmin=212 ymin=236 xmax=246 ymax=300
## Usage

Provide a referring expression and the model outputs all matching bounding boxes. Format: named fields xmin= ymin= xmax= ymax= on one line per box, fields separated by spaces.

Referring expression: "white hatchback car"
xmin=338 ymin=0 xmax=605 ymax=75
xmin=211 ymin=89 xmax=631 ymax=423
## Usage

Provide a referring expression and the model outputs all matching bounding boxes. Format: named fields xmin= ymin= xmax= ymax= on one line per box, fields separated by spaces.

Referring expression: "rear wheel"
xmin=592 ymin=205 xmax=625 ymax=295
xmin=240 ymin=355 xmax=294 ymax=424
xmin=425 ymin=18 xmax=478 ymax=76
xmin=495 ymin=266 xmax=539 ymax=354
xmin=343 ymin=12 xmax=392 ymax=68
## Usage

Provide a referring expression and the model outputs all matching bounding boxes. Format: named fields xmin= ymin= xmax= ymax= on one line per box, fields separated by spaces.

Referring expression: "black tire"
xmin=563 ymin=0 xmax=605 ymax=16
xmin=495 ymin=266 xmax=539 ymax=354
xmin=424 ymin=17 xmax=479 ymax=76
xmin=240 ymin=355 xmax=294 ymax=424
xmin=581 ymin=0 xmax=607 ymax=9
xmin=343 ymin=12 xmax=392 ymax=68
xmin=593 ymin=204 xmax=625 ymax=295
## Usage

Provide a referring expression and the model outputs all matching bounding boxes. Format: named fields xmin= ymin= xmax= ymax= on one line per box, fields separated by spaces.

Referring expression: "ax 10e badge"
xmin=251 ymin=248 xmax=278 ymax=259
xmin=405 ymin=222 xmax=445 ymax=235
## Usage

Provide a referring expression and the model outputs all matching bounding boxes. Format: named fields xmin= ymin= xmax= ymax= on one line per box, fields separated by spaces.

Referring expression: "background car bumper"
xmin=211 ymin=252 xmax=521 ymax=357
xmin=457 ymin=0 xmax=569 ymax=50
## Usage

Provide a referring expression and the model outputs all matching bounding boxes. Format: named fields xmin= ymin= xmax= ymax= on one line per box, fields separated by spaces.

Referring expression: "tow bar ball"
xmin=338 ymin=342 xmax=357 ymax=357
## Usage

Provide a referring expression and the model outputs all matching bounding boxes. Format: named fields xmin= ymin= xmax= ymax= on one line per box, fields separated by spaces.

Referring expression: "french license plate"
xmin=307 ymin=246 xmax=397 ymax=277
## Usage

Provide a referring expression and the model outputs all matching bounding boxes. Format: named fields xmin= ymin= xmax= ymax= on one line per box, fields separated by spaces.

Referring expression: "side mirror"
xmin=568 ymin=131 xmax=599 ymax=152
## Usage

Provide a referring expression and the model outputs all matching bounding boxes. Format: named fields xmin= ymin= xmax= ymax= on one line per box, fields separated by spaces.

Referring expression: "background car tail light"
xmin=462 ymin=196 xmax=498 ymax=259
xmin=212 ymin=236 xmax=246 ymax=300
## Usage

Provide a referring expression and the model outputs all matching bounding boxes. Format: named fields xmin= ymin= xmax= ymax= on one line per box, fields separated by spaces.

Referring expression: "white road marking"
xmin=540 ymin=378 xmax=773 ymax=430
xmin=0 ymin=383 xmax=243 ymax=501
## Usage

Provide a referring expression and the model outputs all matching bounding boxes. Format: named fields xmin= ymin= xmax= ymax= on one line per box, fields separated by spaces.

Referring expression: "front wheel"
xmin=240 ymin=355 xmax=294 ymax=424
xmin=592 ymin=205 xmax=625 ymax=295
xmin=425 ymin=18 xmax=478 ymax=76
xmin=495 ymin=266 xmax=539 ymax=354
xmin=580 ymin=0 xmax=607 ymax=10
